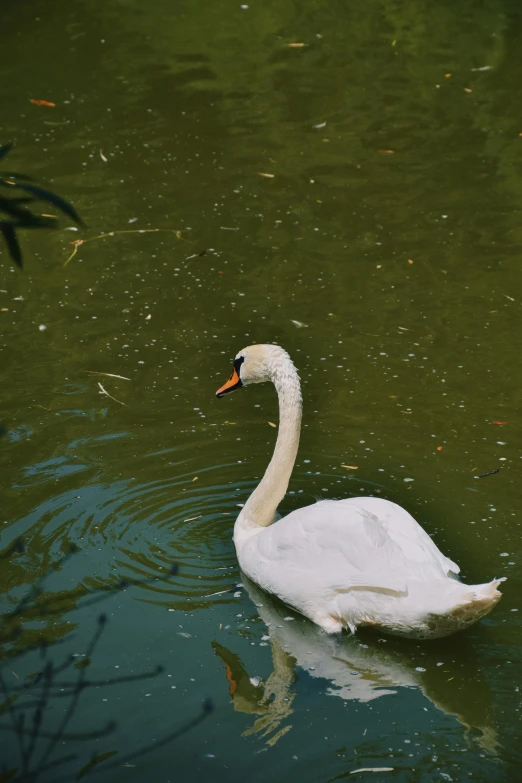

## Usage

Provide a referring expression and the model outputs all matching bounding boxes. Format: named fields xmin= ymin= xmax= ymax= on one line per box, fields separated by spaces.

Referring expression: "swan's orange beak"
xmin=216 ymin=367 xmax=242 ymax=397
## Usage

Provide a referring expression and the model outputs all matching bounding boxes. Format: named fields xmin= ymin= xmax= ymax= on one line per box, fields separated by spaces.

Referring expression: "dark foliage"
xmin=0 ymin=539 xmax=213 ymax=782
xmin=0 ymin=143 xmax=83 ymax=268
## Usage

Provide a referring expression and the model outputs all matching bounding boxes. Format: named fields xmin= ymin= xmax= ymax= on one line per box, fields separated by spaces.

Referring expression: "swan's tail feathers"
xmin=450 ymin=578 xmax=505 ymax=626
xmin=471 ymin=577 xmax=505 ymax=604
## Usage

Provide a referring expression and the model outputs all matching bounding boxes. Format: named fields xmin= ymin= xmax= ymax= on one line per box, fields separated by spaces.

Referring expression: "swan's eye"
xmin=216 ymin=356 xmax=244 ymax=398
xmin=233 ymin=356 xmax=245 ymax=375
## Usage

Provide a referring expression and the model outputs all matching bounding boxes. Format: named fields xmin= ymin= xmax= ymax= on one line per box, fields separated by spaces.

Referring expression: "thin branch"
xmin=97 ymin=382 xmax=127 ymax=407
xmin=84 ymin=371 xmax=130 ymax=381
xmin=36 ymin=615 xmax=106 ymax=770
xmin=63 ymin=227 xmax=191 ymax=267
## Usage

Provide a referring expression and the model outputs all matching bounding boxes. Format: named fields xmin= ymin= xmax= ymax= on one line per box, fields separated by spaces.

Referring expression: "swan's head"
xmin=216 ymin=344 xmax=291 ymax=397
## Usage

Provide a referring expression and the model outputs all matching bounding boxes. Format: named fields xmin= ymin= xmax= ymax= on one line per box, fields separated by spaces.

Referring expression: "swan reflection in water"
xmin=213 ymin=577 xmax=497 ymax=750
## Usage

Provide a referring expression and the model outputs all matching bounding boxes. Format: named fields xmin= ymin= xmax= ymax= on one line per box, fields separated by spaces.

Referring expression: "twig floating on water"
xmin=475 ymin=469 xmax=501 ymax=479
xmin=97 ymin=383 xmax=127 ymax=407
xmin=63 ymin=227 xmax=190 ymax=267
xmin=204 ymin=586 xmax=238 ymax=598
xmin=86 ymin=370 xmax=130 ymax=381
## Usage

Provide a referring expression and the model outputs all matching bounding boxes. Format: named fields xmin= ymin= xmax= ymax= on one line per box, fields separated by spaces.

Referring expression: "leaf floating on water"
xmin=341 ymin=464 xmax=358 ymax=470
xmin=408 ymin=258 xmax=414 ymax=264
xmin=378 ymin=149 xmax=394 ymax=154
xmin=30 ymin=98 xmax=56 ymax=107
xmin=464 ymin=87 xmax=473 ymax=93
xmin=268 ymin=421 xmax=277 ymax=428
xmin=100 ymin=150 xmax=108 ymax=162
xmin=492 ymin=420 xmax=507 ymax=425
xmin=183 ymin=516 xmax=201 ymax=523
xmin=258 ymin=172 xmax=275 ymax=178
xmin=290 ymin=319 xmax=308 ymax=328
xmin=192 ymin=476 xmax=199 ymax=482
xmin=349 ymin=769 xmax=394 ymax=775
xmin=288 ymin=42 xmax=306 ymax=48
xmin=444 ymin=73 xmax=452 ymax=78
xmin=436 ymin=446 xmax=443 ymax=451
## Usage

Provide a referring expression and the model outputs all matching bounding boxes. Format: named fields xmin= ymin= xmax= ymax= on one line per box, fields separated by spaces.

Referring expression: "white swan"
xmin=216 ymin=344 xmax=504 ymax=639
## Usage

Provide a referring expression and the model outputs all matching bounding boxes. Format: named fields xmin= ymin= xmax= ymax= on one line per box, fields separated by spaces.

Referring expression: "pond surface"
xmin=1 ymin=0 xmax=522 ymax=780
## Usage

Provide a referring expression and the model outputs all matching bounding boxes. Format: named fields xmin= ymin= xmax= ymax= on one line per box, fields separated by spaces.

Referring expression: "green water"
xmin=2 ymin=0 xmax=522 ymax=780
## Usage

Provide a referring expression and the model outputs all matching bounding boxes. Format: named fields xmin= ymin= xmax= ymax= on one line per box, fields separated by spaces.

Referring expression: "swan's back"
xmin=240 ymin=496 xmax=458 ymax=590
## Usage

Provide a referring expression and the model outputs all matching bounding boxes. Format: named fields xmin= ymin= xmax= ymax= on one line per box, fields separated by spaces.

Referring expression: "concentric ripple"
xmin=6 ymin=461 xmax=256 ymax=611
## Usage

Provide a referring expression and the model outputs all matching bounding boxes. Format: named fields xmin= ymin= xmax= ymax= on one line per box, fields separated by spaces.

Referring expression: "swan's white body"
xmin=216 ymin=344 xmax=503 ymax=639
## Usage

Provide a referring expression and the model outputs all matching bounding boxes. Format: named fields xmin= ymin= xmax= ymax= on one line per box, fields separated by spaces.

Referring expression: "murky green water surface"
xmin=2 ymin=0 xmax=522 ymax=780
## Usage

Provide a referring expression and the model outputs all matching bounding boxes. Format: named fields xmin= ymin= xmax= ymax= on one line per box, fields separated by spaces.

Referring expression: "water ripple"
xmin=6 ymin=462 xmax=253 ymax=610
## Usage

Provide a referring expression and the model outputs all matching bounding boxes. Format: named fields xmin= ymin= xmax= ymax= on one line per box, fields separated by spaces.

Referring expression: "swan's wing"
xmin=242 ymin=497 xmax=459 ymax=605
xmin=242 ymin=501 xmax=409 ymax=599
xmin=337 ymin=497 xmax=460 ymax=577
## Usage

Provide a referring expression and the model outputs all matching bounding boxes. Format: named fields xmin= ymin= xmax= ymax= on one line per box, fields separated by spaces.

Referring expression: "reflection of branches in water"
xmin=0 ymin=539 xmax=213 ymax=782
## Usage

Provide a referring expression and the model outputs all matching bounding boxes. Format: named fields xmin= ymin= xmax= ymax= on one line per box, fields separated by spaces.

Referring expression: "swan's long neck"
xmin=235 ymin=358 xmax=302 ymax=544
